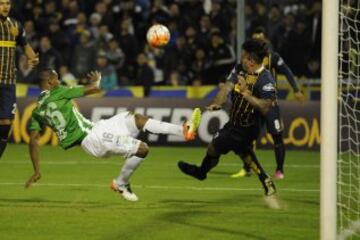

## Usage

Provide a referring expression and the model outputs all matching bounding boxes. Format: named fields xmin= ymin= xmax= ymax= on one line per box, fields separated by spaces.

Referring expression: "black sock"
xmin=243 ymin=150 xmax=268 ymax=182
xmin=199 ymin=154 xmax=219 ymax=176
xmin=242 ymin=158 xmax=251 ymax=172
xmin=273 ymin=134 xmax=285 ymax=172
xmin=0 ymin=124 xmax=11 ymax=159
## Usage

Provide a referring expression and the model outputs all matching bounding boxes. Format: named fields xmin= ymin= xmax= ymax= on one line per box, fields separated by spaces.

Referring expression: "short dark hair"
xmin=241 ymin=39 xmax=269 ymax=64
xmin=39 ymin=68 xmax=56 ymax=85
xmin=252 ymin=26 xmax=266 ymax=35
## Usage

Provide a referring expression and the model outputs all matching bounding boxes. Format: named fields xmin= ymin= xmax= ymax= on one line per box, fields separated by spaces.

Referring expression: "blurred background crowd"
xmin=12 ymin=0 xmax=322 ymax=91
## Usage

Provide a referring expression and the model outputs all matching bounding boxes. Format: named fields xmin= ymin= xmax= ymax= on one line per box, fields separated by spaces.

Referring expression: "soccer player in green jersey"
xmin=25 ymin=69 xmax=201 ymax=201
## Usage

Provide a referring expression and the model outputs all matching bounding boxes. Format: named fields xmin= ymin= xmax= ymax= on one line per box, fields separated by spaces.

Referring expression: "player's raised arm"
xmin=83 ymin=71 xmax=102 ymax=95
xmin=25 ymin=130 xmax=41 ymax=189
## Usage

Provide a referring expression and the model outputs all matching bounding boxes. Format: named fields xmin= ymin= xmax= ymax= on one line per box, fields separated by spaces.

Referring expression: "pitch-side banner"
xmin=12 ymin=97 xmax=320 ymax=150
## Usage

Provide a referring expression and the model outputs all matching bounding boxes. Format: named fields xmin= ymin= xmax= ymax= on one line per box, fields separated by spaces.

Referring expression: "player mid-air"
xmin=25 ymin=69 xmax=201 ymax=202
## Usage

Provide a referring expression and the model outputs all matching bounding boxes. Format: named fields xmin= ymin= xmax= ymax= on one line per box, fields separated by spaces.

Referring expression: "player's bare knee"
xmin=135 ymin=142 xmax=149 ymax=158
xmin=134 ymin=114 xmax=149 ymax=130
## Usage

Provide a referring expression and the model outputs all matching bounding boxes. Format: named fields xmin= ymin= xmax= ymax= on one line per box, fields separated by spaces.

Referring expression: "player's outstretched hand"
xmin=295 ymin=91 xmax=305 ymax=103
xmin=206 ymin=104 xmax=222 ymax=111
xmin=25 ymin=172 xmax=41 ymax=189
xmin=87 ymin=71 xmax=102 ymax=83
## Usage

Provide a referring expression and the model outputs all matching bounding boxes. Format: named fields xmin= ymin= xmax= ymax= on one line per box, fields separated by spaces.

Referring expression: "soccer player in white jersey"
xmin=25 ymin=69 xmax=201 ymax=201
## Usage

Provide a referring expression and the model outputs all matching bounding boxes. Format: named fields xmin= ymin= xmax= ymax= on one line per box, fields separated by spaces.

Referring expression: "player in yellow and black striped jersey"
xmin=0 ymin=0 xmax=39 ymax=159
xmin=177 ymin=39 xmax=277 ymax=196
xmin=231 ymin=27 xmax=305 ymax=179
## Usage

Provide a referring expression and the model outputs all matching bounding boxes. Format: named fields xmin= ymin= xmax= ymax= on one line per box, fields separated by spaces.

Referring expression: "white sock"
xmin=116 ymin=156 xmax=144 ymax=185
xmin=143 ymin=119 xmax=182 ymax=136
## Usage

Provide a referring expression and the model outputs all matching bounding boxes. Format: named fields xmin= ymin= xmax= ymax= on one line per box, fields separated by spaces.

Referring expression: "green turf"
xmin=0 ymin=144 xmax=319 ymax=240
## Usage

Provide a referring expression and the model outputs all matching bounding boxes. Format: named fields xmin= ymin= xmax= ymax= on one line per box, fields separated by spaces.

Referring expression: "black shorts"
xmin=212 ymin=122 xmax=260 ymax=156
xmin=264 ymin=105 xmax=283 ymax=136
xmin=0 ymin=84 xmax=16 ymax=120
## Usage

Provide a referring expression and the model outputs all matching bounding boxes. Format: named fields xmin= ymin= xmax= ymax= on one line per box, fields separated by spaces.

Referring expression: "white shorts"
xmin=81 ymin=111 xmax=141 ymax=158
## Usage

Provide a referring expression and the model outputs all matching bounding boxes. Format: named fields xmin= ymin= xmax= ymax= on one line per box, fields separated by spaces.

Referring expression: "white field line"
xmin=0 ymin=160 xmax=320 ymax=168
xmin=0 ymin=182 xmax=319 ymax=192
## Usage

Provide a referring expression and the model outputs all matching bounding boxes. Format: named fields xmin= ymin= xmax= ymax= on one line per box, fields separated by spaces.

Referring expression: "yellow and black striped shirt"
xmin=0 ymin=17 xmax=27 ymax=85
xmin=227 ymin=67 xmax=276 ymax=127
xmin=263 ymin=51 xmax=300 ymax=92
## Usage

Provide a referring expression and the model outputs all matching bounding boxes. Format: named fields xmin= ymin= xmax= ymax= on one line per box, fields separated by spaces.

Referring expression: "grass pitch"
xmin=0 ymin=144 xmax=319 ymax=240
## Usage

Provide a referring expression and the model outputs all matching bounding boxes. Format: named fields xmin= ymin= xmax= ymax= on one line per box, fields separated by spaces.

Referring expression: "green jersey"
xmin=29 ymin=86 xmax=94 ymax=149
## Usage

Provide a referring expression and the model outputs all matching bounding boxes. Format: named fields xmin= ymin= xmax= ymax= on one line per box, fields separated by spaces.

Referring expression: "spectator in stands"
xmin=163 ymin=36 xmax=191 ymax=84
xmin=115 ymin=17 xmax=138 ymax=81
xmin=105 ymin=37 xmax=125 ymax=80
xmin=266 ymin=4 xmax=283 ymax=45
xmin=168 ymin=3 xmax=187 ymax=33
xmin=96 ymin=51 xmax=118 ymax=90
xmin=24 ymin=20 xmax=40 ymax=51
xmin=62 ymin=0 xmax=80 ymax=28
xmin=59 ymin=65 xmax=77 ymax=87
xmin=185 ymin=25 xmax=200 ymax=58
xmin=39 ymin=36 xmax=63 ymax=71
xmin=307 ymin=0 xmax=322 ymax=60
xmin=189 ymin=48 xmax=211 ymax=86
xmin=209 ymin=0 xmax=231 ymax=37
xmin=38 ymin=0 xmax=61 ymax=33
xmin=71 ymin=30 xmax=96 ymax=79
xmin=198 ymin=14 xmax=212 ymax=49
xmin=206 ymin=31 xmax=236 ymax=84
xmin=135 ymin=52 xmax=154 ymax=96
xmin=145 ymin=44 xmax=166 ymax=84
xmin=94 ymin=1 xmax=114 ymax=28
xmin=48 ymin=20 xmax=70 ymax=63
xmin=149 ymin=0 xmax=169 ymax=24
xmin=89 ymin=13 xmax=102 ymax=39
xmin=250 ymin=2 xmax=268 ymax=33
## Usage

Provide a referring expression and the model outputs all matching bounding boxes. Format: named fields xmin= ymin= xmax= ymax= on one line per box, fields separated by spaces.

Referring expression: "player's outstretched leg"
xmin=178 ymin=143 xmax=220 ymax=180
xmin=137 ymin=108 xmax=201 ymax=141
xmin=241 ymin=149 xmax=276 ymax=196
xmin=111 ymin=142 xmax=148 ymax=202
xmin=272 ymin=133 xmax=285 ymax=179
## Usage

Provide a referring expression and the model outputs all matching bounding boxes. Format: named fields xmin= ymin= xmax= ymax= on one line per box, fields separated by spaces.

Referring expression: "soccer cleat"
xmin=111 ymin=179 xmax=138 ymax=202
xmin=273 ymin=170 xmax=284 ymax=180
xmin=230 ymin=168 xmax=252 ymax=178
xmin=183 ymin=108 xmax=201 ymax=141
xmin=177 ymin=161 xmax=206 ymax=180
xmin=262 ymin=178 xmax=276 ymax=196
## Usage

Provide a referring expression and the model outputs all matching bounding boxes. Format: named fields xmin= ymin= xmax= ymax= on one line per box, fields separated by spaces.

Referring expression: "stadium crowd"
xmin=12 ymin=0 xmax=322 ymax=90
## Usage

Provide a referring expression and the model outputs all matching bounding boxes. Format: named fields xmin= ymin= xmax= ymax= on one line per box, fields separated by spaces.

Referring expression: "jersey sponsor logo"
xmin=262 ymin=83 xmax=275 ymax=92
